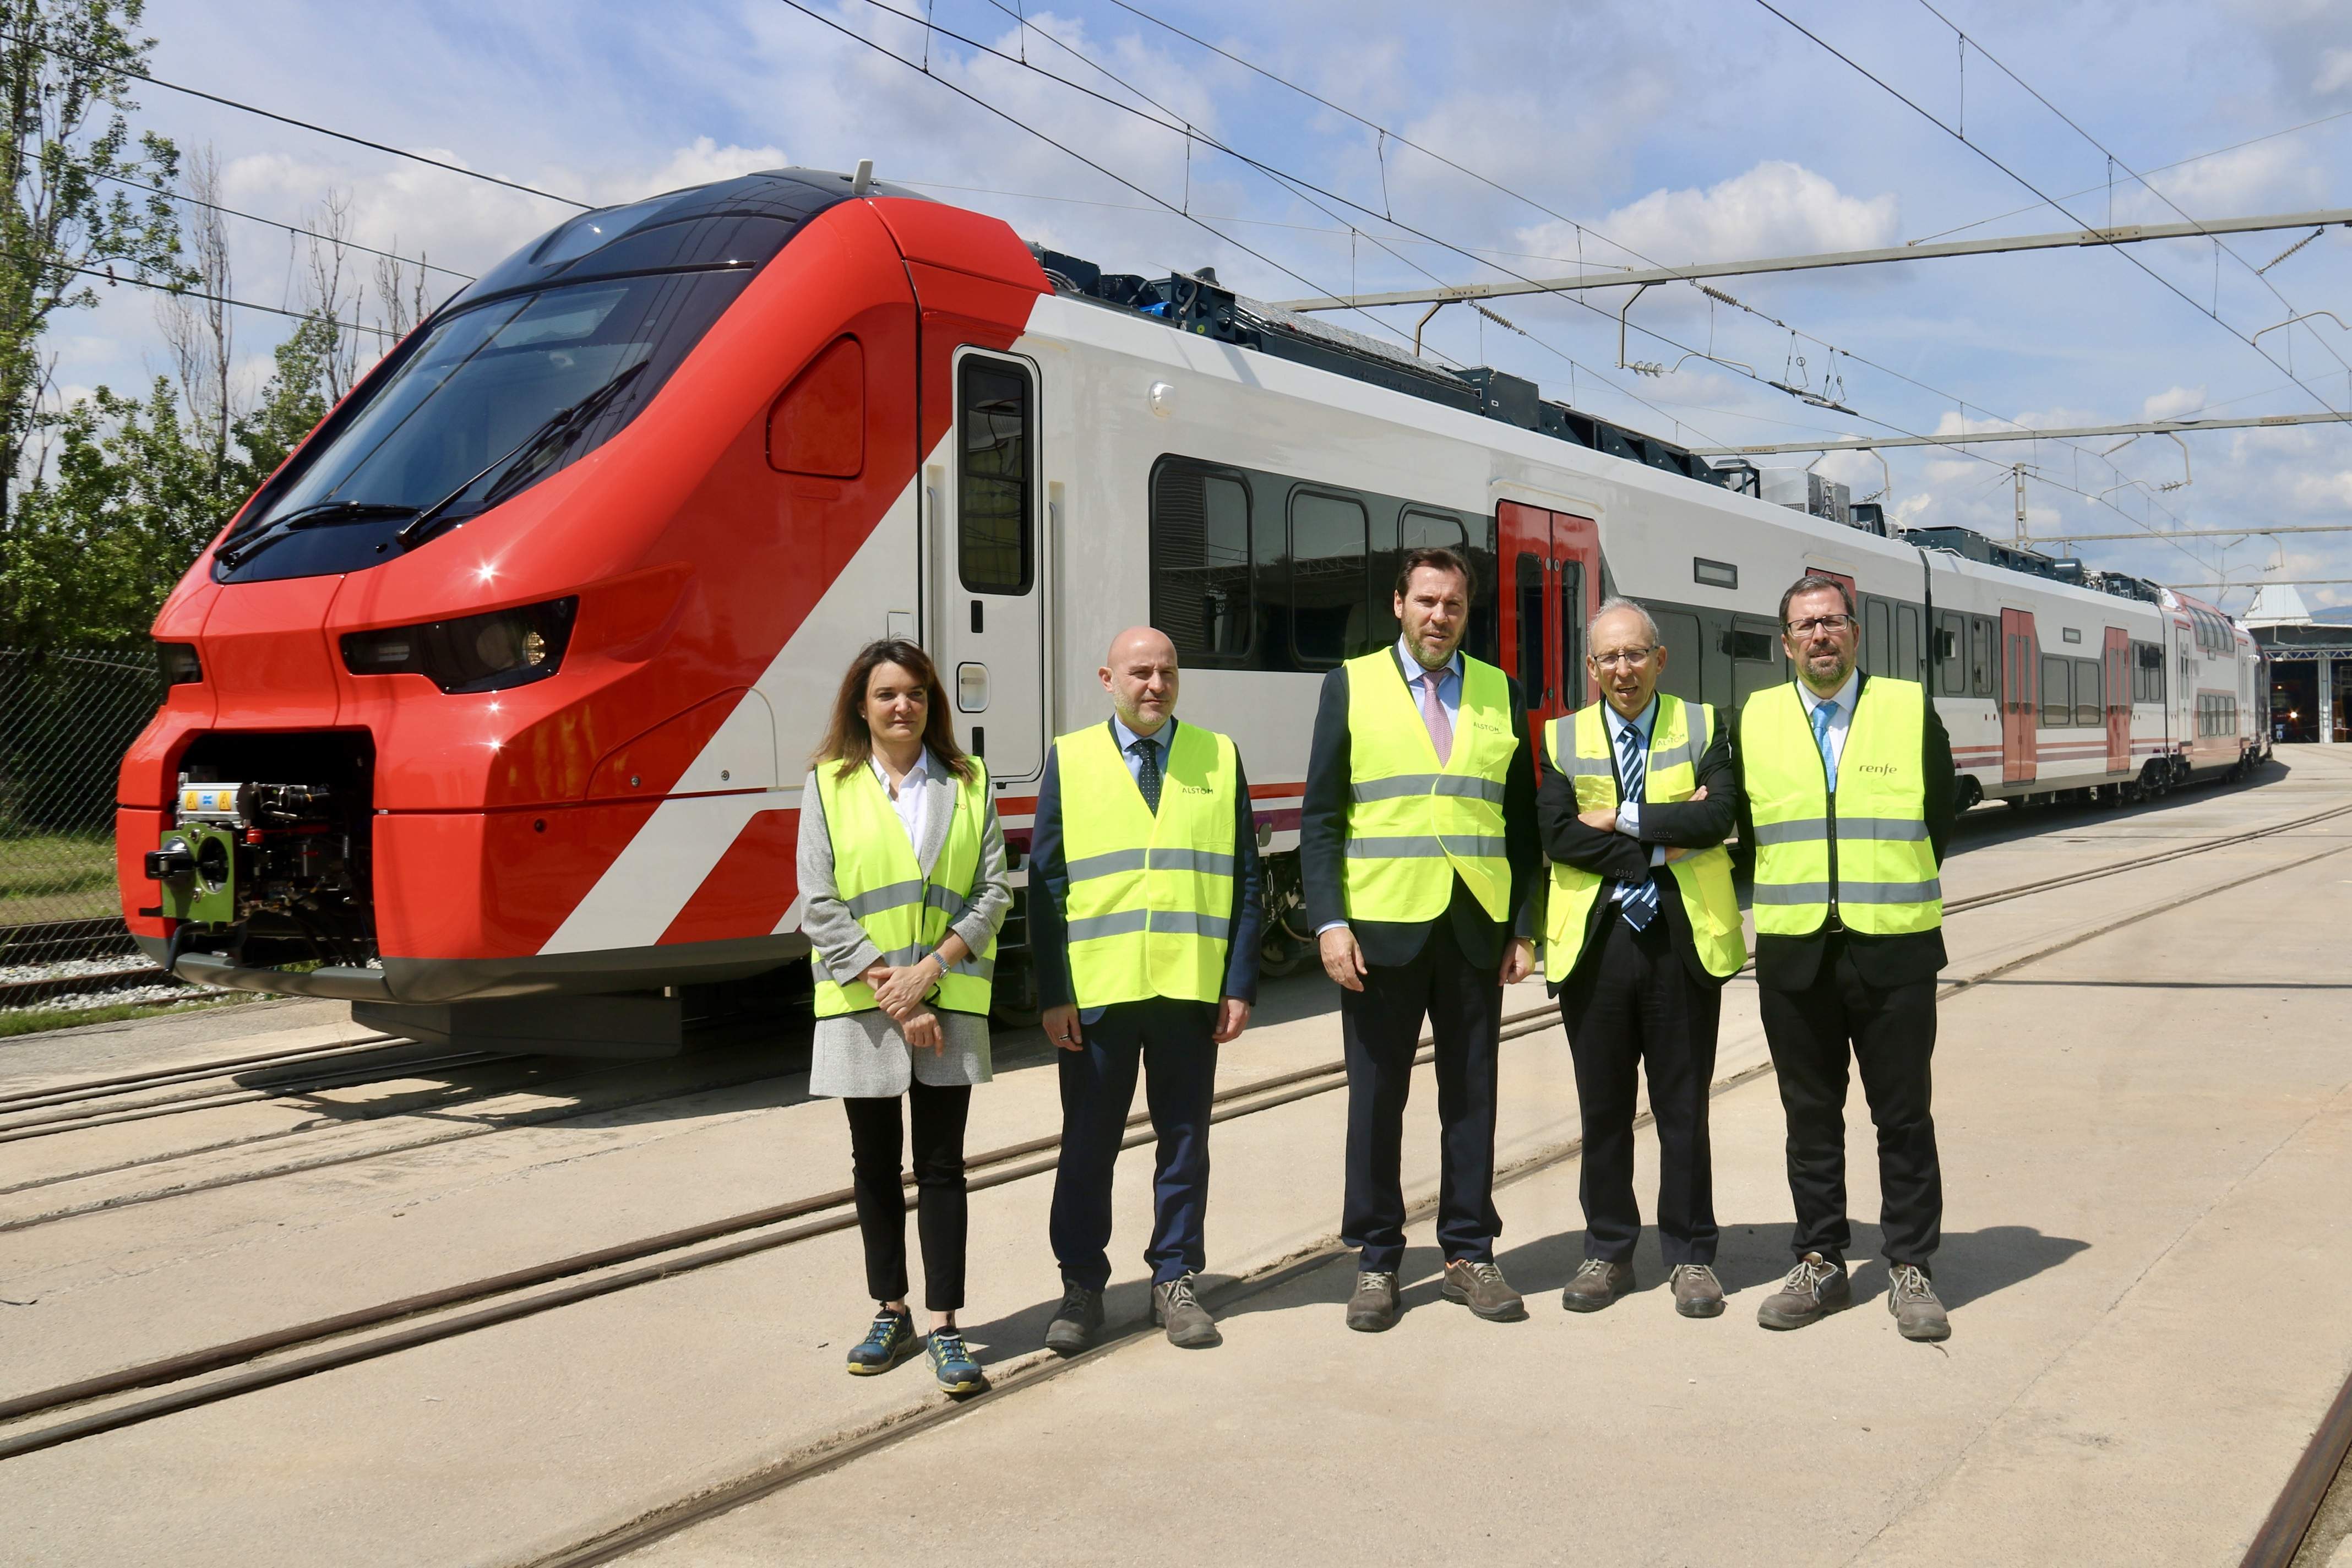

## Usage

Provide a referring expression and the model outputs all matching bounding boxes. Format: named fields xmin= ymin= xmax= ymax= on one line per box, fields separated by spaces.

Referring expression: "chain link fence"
xmin=0 ymin=647 xmax=182 ymax=1009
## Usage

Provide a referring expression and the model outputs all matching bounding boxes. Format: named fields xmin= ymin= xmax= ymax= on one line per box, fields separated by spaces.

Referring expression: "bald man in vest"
xmin=1538 ymin=597 xmax=1746 ymax=1320
xmin=1031 ymin=627 xmax=1263 ymax=1354
xmin=1737 ymin=574 xmax=1958 ymax=1342
xmin=1301 ymin=546 xmax=1542 ymax=1332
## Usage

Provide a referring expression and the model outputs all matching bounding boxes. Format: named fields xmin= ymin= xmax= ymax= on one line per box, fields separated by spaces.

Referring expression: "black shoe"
xmin=845 ymin=1308 xmax=918 ymax=1375
xmin=1346 ymin=1270 xmax=1399 ymax=1332
xmin=1887 ymin=1264 xmax=1951 ymax=1342
xmin=1044 ymin=1283 xmax=1104 ymax=1357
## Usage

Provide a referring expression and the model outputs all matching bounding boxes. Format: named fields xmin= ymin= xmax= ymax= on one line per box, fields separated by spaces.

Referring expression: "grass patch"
xmin=0 ymin=830 xmax=119 ymax=924
xmin=0 ymin=993 xmax=251 ymax=1037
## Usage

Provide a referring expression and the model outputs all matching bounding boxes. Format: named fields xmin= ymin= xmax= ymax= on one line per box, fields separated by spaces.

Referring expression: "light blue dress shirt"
xmin=1110 ymin=713 xmax=1172 ymax=788
xmin=1395 ymin=635 xmax=1462 ymax=744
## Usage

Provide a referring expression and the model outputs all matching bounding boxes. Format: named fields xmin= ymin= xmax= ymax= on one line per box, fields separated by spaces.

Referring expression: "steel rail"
xmin=0 ymin=787 xmax=2337 ymax=1461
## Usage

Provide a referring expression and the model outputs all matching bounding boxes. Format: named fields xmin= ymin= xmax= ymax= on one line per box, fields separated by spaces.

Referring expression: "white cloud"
xmin=2314 ymin=47 xmax=2352 ymax=95
xmin=1523 ymin=161 xmax=1898 ymax=270
xmin=2142 ymin=385 xmax=2207 ymax=420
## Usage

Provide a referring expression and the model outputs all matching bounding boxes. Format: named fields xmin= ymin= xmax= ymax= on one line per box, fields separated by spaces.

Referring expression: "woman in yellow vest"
xmin=796 ymin=639 xmax=1010 ymax=1395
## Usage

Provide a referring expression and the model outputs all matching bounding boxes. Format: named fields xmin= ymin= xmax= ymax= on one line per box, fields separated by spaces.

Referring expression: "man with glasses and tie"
xmin=1301 ymin=546 xmax=1541 ymax=1332
xmin=1737 ymin=575 xmax=1958 ymax=1342
xmin=1032 ymin=627 xmax=1262 ymax=1354
xmin=1536 ymin=598 xmax=1745 ymax=1320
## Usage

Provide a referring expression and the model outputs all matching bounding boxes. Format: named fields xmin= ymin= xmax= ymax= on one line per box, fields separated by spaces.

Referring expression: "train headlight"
xmin=341 ymin=597 xmax=578 ymax=694
xmin=157 ymin=642 xmax=203 ymax=685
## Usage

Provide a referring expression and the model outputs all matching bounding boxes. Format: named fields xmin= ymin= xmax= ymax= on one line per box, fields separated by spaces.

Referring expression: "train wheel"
xmin=1956 ymin=777 xmax=1984 ymax=813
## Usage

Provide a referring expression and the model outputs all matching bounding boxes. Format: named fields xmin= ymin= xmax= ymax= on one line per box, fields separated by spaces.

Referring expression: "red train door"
xmin=1498 ymin=501 xmax=1600 ymax=754
xmin=2104 ymin=627 xmax=2130 ymax=774
xmin=2001 ymin=607 xmax=2038 ymax=784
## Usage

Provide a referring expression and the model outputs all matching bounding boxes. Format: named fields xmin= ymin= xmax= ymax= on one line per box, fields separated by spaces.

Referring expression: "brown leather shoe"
xmin=1346 ymin=1270 xmax=1399 ymax=1333
xmin=1441 ymin=1258 xmax=1527 ymax=1321
xmin=1887 ymin=1264 xmax=1950 ymax=1342
xmin=1757 ymin=1252 xmax=1851 ymax=1330
xmin=1670 ymin=1264 xmax=1725 ymax=1319
xmin=1560 ymin=1257 xmax=1635 ymax=1312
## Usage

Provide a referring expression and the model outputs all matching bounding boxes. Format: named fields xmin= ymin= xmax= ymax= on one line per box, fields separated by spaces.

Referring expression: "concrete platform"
xmin=0 ymin=749 xmax=2346 ymax=1566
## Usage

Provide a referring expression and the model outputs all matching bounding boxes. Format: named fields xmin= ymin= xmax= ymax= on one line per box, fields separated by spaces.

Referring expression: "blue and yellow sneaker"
xmin=845 ymin=1309 xmax=918 ymax=1376
xmin=927 ymin=1329 xmax=988 ymax=1396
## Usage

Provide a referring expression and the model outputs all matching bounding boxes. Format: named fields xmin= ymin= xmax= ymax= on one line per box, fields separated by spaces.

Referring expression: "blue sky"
xmin=62 ymin=0 xmax=2352 ymax=609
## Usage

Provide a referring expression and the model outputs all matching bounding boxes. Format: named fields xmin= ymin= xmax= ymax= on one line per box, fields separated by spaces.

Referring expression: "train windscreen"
xmin=215 ymin=268 xmax=752 ymax=581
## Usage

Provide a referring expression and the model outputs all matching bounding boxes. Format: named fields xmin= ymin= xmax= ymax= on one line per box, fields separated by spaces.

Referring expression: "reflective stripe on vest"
xmin=1340 ymin=651 xmax=1518 ymax=924
xmin=809 ymin=756 xmax=997 ymax=1018
xmin=1056 ymin=721 xmax=1239 ymax=1009
xmin=1540 ymin=695 xmax=1747 ymax=980
xmin=1739 ymin=677 xmax=1942 ymax=937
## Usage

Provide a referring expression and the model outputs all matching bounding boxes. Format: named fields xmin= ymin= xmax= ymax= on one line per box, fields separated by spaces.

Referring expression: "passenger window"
xmin=1150 ymin=460 xmax=1252 ymax=661
xmin=2040 ymin=655 xmax=2069 ymax=728
xmin=1289 ymin=489 xmax=1368 ymax=668
xmin=1559 ymin=563 xmax=1585 ymax=708
xmin=1936 ymin=612 xmax=1965 ymax=696
xmin=1864 ymin=597 xmax=1893 ymax=675
xmin=1651 ymin=608 xmax=1703 ymax=704
xmin=1972 ymin=618 xmax=1996 ymax=699
xmin=2075 ymin=658 xmax=2102 ymax=727
xmin=957 ymin=357 xmax=1033 ymax=594
xmin=1896 ymin=604 xmax=1920 ymax=683
xmin=1729 ymin=617 xmax=1783 ymax=706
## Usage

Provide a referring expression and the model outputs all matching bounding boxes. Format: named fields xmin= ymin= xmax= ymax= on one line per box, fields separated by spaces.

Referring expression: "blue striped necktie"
xmin=1616 ymin=722 xmax=1660 ymax=930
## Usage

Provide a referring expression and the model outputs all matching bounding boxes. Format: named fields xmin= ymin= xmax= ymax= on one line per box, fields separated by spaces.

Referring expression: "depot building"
xmin=2246 ymin=584 xmax=2351 ymax=745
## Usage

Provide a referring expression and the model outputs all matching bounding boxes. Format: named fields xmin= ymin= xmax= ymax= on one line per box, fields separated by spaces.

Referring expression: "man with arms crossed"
xmin=1536 ymin=598 xmax=1745 ymax=1319
xmin=1738 ymin=575 xmax=1957 ymax=1342
xmin=1302 ymin=547 xmax=1541 ymax=1332
xmin=1032 ymin=627 xmax=1262 ymax=1352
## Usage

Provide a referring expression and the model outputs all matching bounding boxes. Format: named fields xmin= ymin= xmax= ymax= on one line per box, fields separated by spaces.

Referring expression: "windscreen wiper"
xmin=395 ymin=360 xmax=650 ymax=554
xmin=216 ymin=500 xmax=420 ymax=571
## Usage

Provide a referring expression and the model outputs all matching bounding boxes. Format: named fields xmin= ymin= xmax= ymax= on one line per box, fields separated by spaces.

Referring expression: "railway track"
xmin=3 ymin=792 xmax=2346 ymax=1476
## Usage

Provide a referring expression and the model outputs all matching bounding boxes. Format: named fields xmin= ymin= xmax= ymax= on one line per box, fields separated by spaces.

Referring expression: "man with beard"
xmin=1738 ymin=575 xmax=1958 ymax=1342
xmin=1301 ymin=546 xmax=1540 ymax=1332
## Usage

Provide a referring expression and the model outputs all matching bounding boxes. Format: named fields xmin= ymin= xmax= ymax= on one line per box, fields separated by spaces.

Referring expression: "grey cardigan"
xmin=797 ymin=755 xmax=1011 ymax=1098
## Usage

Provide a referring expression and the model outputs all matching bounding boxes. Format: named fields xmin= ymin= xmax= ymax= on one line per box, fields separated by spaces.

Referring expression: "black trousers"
xmin=1050 ymin=999 xmax=1220 ymax=1291
xmin=1340 ymin=918 xmax=1504 ymax=1273
xmin=1758 ymin=935 xmax=1942 ymax=1268
xmin=842 ymin=1078 xmax=972 ymax=1313
xmin=1557 ymin=913 xmax=1722 ymax=1267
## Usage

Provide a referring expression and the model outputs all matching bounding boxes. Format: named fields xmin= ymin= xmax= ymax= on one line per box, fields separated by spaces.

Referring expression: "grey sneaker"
xmin=1441 ymin=1258 xmax=1528 ymax=1321
xmin=1152 ymin=1272 xmax=1222 ymax=1349
xmin=1757 ymin=1252 xmax=1852 ymax=1330
xmin=1560 ymin=1257 xmax=1635 ymax=1313
xmin=1346 ymin=1270 xmax=1400 ymax=1333
xmin=1670 ymin=1264 xmax=1725 ymax=1319
xmin=1044 ymin=1283 xmax=1103 ymax=1357
xmin=1887 ymin=1264 xmax=1950 ymax=1342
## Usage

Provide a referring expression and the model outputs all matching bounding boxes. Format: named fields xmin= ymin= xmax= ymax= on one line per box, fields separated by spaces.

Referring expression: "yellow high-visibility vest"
xmin=1741 ymin=677 xmax=1941 ymax=937
xmin=809 ymin=756 xmax=996 ymax=1017
xmin=1543 ymin=695 xmax=1745 ymax=979
xmin=1341 ymin=650 xmax=1517 ymax=924
xmin=1054 ymin=720 xmax=1239 ymax=1009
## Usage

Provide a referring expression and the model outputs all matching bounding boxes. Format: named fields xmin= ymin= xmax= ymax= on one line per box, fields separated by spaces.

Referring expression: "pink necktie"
xmin=1421 ymin=669 xmax=1453 ymax=765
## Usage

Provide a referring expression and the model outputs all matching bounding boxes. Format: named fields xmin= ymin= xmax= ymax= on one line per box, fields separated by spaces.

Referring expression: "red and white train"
xmin=116 ymin=168 xmax=2269 ymax=1052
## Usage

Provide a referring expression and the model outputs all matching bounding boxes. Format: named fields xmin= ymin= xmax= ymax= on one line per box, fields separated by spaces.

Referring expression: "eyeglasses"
xmin=1784 ymin=614 xmax=1856 ymax=635
xmin=1588 ymin=646 xmax=1657 ymax=670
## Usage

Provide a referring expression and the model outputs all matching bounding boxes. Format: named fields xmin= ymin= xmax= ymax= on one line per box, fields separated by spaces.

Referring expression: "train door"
xmin=928 ymin=347 xmax=1049 ymax=784
xmin=2103 ymin=627 xmax=2130 ymax=774
xmin=1497 ymin=500 xmax=1600 ymax=753
xmin=2001 ymin=607 xmax=2038 ymax=784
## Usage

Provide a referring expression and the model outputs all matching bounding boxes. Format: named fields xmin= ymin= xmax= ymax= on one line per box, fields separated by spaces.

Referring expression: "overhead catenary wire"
xmin=19 ymin=255 xmax=394 ymax=339
xmin=1 ymin=30 xmax=593 ymax=210
xmin=875 ymin=0 xmax=2213 ymax=564
xmin=1753 ymin=0 xmax=2345 ymax=421
xmin=1909 ymin=0 xmax=2352 ymax=391
xmin=91 ymin=168 xmax=475 ymax=281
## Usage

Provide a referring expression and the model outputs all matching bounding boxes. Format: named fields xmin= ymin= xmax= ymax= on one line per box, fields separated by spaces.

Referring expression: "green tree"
xmin=0 ymin=0 xmax=183 ymax=521
xmin=0 ymin=316 xmax=337 ymax=647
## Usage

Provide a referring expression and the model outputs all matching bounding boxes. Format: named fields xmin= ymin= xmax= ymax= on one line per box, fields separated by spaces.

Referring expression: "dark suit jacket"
xmin=1731 ymin=673 xmax=1958 ymax=992
xmin=1536 ymin=699 xmax=1743 ymax=990
xmin=1027 ymin=718 xmax=1264 ymax=1015
xmin=1299 ymin=649 xmax=1541 ymax=971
